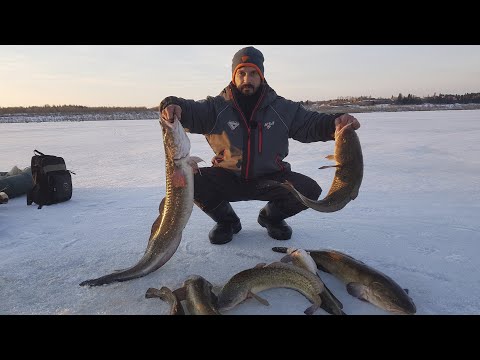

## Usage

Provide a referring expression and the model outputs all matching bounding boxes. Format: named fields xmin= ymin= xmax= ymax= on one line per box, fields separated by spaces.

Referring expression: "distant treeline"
xmin=2 ymin=92 xmax=480 ymax=115
xmin=301 ymin=92 xmax=480 ymax=106
xmin=395 ymin=92 xmax=480 ymax=105
xmin=0 ymin=105 xmax=154 ymax=115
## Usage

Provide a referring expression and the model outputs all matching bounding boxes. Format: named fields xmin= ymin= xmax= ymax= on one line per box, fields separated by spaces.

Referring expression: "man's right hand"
xmin=161 ymin=104 xmax=182 ymax=123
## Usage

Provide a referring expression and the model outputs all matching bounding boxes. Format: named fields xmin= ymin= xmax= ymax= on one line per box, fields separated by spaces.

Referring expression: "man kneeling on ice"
xmin=160 ymin=46 xmax=360 ymax=245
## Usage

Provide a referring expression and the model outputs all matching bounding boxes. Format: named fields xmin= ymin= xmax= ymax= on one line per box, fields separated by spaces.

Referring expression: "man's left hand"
xmin=335 ymin=114 xmax=361 ymax=132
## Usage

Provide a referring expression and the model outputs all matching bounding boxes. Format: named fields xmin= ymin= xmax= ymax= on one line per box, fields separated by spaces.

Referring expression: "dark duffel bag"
xmin=0 ymin=167 xmax=34 ymax=199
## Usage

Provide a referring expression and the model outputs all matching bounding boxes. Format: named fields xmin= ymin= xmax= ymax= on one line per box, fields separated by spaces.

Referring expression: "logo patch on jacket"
xmin=264 ymin=121 xmax=275 ymax=130
xmin=228 ymin=121 xmax=240 ymax=131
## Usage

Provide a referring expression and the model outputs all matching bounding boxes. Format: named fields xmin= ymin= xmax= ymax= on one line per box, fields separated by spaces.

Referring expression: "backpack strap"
xmin=34 ymin=149 xmax=46 ymax=156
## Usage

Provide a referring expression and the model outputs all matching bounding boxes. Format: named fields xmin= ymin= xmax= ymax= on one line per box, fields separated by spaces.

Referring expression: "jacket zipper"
xmin=251 ymin=86 xmax=267 ymax=154
xmin=230 ymin=89 xmax=251 ymax=178
xmin=230 ymin=85 xmax=267 ymax=179
xmin=258 ymin=125 xmax=263 ymax=153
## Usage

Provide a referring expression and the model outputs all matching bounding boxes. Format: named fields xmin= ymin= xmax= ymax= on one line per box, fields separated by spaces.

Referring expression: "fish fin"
xmin=319 ymin=293 xmax=345 ymax=315
xmin=304 ymin=303 xmax=321 ymax=315
xmin=404 ymin=288 xmax=409 ymax=294
xmin=145 ymin=287 xmax=162 ymax=299
xmin=325 ymin=154 xmax=335 ymax=161
xmin=346 ymin=282 xmax=369 ymax=302
xmin=149 ymin=213 xmax=163 ymax=240
xmin=172 ymin=168 xmax=187 ymax=188
xmin=272 ymin=247 xmax=289 ymax=253
xmin=322 ymin=282 xmax=344 ymax=309
xmin=253 ymin=262 xmax=267 ymax=269
xmin=189 ymin=155 xmax=204 ymax=164
xmin=188 ymin=156 xmax=205 ymax=174
xmin=318 ymin=284 xmax=345 ymax=315
xmin=280 ymin=254 xmax=293 ymax=263
xmin=189 ymin=163 xmax=200 ymax=174
xmin=159 ymin=196 xmax=166 ymax=214
xmin=248 ymin=291 xmax=270 ymax=306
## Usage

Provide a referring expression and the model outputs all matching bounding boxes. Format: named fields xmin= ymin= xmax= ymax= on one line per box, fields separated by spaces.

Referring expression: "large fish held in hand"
xmin=80 ymin=116 xmax=202 ymax=287
xmin=282 ymin=123 xmax=363 ymax=213
xmin=272 ymin=247 xmax=416 ymax=314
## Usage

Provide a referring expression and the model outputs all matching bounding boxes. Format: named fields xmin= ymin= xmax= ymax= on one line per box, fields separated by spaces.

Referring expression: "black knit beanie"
xmin=231 ymin=46 xmax=265 ymax=82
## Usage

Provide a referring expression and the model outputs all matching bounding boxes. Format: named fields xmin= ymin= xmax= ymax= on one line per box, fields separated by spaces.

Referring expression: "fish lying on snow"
xmin=147 ymin=275 xmax=220 ymax=315
xmin=175 ymin=275 xmax=221 ymax=315
xmin=217 ymin=262 xmax=343 ymax=315
xmin=146 ymin=286 xmax=185 ymax=315
xmin=273 ymin=247 xmax=416 ymax=314
xmin=281 ymin=123 xmax=363 ymax=213
xmin=80 ymin=116 xmax=202 ymax=287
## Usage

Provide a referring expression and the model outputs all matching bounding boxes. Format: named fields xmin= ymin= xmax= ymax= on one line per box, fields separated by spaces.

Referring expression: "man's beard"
xmin=240 ymin=84 xmax=256 ymax=95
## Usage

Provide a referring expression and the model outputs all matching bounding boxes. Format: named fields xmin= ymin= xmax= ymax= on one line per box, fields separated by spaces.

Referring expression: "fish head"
xmin=290 ymin=249 xmax=318 ymax=275
xmin=160 ymin=116 xmax=191 ymax=161
xmin=334 ymin=125 xmax=362 ymax=164
xmin=370 ymin=281 xmax=417 ymax=315
xmin=290 ymin=248 xmax=307 ymax=257
xmin=334 ymin=122 xmax=354 ymax=140
xmin=286 ymin=247 xmax=299 ymax=255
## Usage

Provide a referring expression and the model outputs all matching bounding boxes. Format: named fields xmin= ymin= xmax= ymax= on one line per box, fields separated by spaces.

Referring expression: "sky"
xmin=1 ymin=45 xmax=480 ymax=108
xmin=1 ymin=109 xmax=479 ymax=315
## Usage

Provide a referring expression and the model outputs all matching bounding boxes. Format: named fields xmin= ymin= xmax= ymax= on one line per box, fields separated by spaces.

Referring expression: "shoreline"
xmin=1 ymin=104 xmax=480 ymax=123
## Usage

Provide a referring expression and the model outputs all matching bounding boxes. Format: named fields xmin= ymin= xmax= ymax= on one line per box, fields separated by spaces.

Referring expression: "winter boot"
xmin=205 ymin=201 xmax=242 ymax=245
xmin=257 ymin=203 xmax=293 ymax=240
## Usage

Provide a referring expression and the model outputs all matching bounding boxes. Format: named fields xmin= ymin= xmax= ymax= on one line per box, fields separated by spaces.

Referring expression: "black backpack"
xmin=27 ymin=150 xmax=74 ymax=209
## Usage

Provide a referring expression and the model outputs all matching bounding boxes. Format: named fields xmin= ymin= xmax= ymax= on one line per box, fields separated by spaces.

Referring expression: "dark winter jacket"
xmin=160 ymin=82 xmax=341 ymax=180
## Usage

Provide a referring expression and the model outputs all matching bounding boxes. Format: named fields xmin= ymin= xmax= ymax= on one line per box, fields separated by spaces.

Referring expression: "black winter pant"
xmin=194 ymin=167 xmax=322 ymax=218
